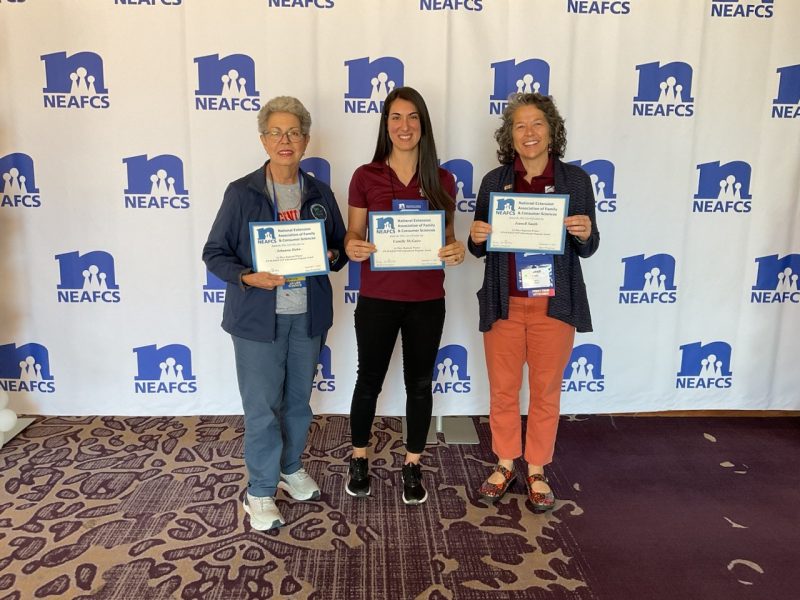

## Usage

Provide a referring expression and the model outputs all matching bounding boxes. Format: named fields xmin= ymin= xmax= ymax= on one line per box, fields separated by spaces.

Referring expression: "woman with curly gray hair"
xmin=468 ymin=93 xmax=599 ymax=512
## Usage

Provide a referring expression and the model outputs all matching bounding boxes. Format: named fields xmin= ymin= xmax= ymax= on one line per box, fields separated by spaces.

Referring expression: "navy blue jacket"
xmin=202 ymin=162 xmax=347 ymax=342
xmin=468 ymin=159 xmax=599 ymax=333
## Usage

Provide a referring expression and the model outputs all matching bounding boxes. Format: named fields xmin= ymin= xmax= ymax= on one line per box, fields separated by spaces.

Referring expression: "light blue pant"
xmin=232 ymin=313 xmax=321 ymax=497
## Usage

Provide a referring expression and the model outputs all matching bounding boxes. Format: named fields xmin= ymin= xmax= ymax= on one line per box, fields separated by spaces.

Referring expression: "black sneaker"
xmin=401 ymin=463 xmax=427 ymax=505
xmin=346 ymin=457 xmax=370 ymax=497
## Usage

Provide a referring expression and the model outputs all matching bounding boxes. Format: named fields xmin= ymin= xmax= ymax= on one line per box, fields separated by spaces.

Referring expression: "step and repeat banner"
xmin=1 ymin=0 xmax=798 ymax=416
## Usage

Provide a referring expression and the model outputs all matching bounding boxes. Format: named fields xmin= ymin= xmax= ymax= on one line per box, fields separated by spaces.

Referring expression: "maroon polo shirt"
xmin=509 ymin=155 xmax=555 ymax=297
xmin=348 ymin=161 xmax=456 ymax=301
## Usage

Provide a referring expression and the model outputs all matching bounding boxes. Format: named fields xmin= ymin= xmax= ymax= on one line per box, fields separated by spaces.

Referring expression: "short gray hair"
xmin=257 ymin=96 xmax=312 ymax=135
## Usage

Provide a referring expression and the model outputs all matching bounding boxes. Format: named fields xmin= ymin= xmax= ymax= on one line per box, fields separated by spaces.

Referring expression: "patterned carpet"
xmin=1 ymin=415 xmax=798 ymax=599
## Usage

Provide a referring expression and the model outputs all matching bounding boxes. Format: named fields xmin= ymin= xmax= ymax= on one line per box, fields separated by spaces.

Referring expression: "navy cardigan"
xmin=467 ymin=159 xmax=599 ymax=333
xmin=202 ymin=162 xmax=347 ymax=342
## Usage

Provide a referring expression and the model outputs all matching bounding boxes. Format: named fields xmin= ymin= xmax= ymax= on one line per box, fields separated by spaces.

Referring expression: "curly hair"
xmin=257 ymin=96 xmax=312 ymax=135
xmin=494 ymin=93 xmax=567 ymax=164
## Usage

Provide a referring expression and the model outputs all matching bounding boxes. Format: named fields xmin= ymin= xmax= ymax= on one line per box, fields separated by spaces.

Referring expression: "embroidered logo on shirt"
xmin=310 ymin=203 xmax=327 ymax=220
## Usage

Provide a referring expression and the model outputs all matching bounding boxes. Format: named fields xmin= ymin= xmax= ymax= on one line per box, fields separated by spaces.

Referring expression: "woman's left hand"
xmin=439 ymin=240 xmax=466 ymax=266
xmin=565 ymin=215 xmax=592 ymax=242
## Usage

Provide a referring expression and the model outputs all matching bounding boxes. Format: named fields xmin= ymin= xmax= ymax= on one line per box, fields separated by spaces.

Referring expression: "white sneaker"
xmin=278 ymin=468 xmax=321 ymax=501
xmin=243 ymin=493 xmax=284 ymax=531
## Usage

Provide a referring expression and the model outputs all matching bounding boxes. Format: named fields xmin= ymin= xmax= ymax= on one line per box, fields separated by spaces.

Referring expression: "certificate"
xmin=249 ymin=220 xmax=329 ymax=277
xmin=487 ymin=193 xmax=569 ymax=254
xmin=369 ymin=210 xmax=445 ymax=271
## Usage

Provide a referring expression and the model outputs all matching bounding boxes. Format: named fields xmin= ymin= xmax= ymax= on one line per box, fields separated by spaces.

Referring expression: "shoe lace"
xmin=403 ymin=464 xmax=421 ymax=487
xmin=292 ymin=468 xmax=310 ymax=482
xmin=254 ymin=496 xmax=273 ymax=511
xmin=350 ymin=459 xmax=368 ymax=478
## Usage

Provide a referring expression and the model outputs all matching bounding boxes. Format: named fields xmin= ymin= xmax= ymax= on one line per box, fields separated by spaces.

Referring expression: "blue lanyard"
xmin=266 ymin=164 xmax=304 ymax=216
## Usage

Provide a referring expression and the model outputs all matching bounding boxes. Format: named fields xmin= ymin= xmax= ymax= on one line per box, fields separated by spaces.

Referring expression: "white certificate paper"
xmin=369 ymin=210 xmax=445 ymax=271
xmin=487 ymin=193 xmax=570 ymax=254
xmin=249 ymin=220 xmax=329 ymax=277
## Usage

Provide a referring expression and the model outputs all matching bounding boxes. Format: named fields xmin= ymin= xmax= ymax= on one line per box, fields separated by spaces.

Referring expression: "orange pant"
xmin=483 ymin=296 xmax=575 ymax=465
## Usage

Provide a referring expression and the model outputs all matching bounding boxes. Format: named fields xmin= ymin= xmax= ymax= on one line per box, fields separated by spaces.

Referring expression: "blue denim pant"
xmin=232 ymin=313 xmax=321 ymax=497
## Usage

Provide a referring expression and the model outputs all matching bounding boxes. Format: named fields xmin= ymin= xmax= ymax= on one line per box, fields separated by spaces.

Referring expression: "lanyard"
xmin=266 ymin=164 xmax=304 ymax=216
xmin=385 ymin=159 xmax=423 ymax=202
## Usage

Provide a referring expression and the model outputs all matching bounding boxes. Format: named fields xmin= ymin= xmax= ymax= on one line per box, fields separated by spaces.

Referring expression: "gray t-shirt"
xmin=271 ymin=180 xmax=308 ymax=315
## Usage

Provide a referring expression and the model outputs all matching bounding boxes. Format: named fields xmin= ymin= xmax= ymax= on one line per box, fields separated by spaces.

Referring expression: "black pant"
xmin=350 ymin=296 xmax=446 ymax=454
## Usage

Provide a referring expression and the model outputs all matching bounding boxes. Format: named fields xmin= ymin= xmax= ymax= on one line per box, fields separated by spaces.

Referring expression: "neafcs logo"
xmin=55 ymin=251 xmax=120 ymax=303
xmin=203 ymin=269 xmax=226 ymax=303
xmin=440 ymin=158 xmax=476 ymax=212
xmin=562 ymin=344 xmax=605 ymax=392
xmin=772 ymin=64 xmax=800 ymax=119
xmin=344 ymin=261 xmax=361 ymax=304
xmin=0 ymin=343 xmax=55 ymax=394
xmin=567 ymin=0 xmax=630 ymax=14
xmin=194 ymin=54 xmax=260 ymax=111
xmin=489 ymin=59 xmax=550 ymax=114
xmin=633 ymin=61 xmax=694 ymax=117
xmin=1 ymin=153 xmax=40 ymax=208
xmin=123 ymin=154 xmax=190 ymax=209
xmin=676 ymin=341 xmax=732 ymax=389
xmin=267 ymin=0 xmax=333 ymax=7
xmin=300 ymin=157 xmax=331 ymax=185
xmin=711 ymin=0 xmax=773 ymax=18
xmin=41 ymin=51 xmax=109 ymax=110
xmin=751 ymin=254 xmax=800 ymax=304
xmin=313 ymin=345 xmax=335 ymax=392
xmin=255 ymin=226 xmax=277 ymax=243
xmin=113 ymin=0 xmax=182 ymax=6
xmin=420 ymin=0 xmax=483 ymax=10
xmin=692 ymin=160 xmax=752 ymax=213
xmin=344 ymin=56 xmax=404 ymax=114
xmin=619 ymin=254 xmax=677 ymax=304
xmin=568 ymin=159 xmax=617 ymax=213
xmin=432 ymin=344 xmax=471 ymax=394
xmin=133 ymin=344 xmax=197 ymax=394
xmin=375 ymin=216 xmax=395 ymax=233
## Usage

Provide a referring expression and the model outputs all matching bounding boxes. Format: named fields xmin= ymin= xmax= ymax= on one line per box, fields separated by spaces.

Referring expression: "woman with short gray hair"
xmin=257 ymin=96 xmax=312 ymax=136
xmin=203 ymin=96 xmax=347 ymax=531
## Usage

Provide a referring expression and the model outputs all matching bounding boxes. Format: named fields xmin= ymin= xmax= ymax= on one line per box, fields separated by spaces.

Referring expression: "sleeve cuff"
xmin=238 ymin=268 xmax=253 ymax=290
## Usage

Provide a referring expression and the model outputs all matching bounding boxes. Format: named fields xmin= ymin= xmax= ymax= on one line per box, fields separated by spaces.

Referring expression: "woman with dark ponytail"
xmin=344 ymin=87 xmax=465 ymax=505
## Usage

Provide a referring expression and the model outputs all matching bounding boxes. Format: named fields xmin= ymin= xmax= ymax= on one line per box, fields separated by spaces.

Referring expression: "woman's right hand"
xmin=242 ymin=271 xmax=286 ymax=290
xmin=469 ymin=220 xmax=492 ymax=245
xmin=346 ymin=239 xmax=377 ymax=262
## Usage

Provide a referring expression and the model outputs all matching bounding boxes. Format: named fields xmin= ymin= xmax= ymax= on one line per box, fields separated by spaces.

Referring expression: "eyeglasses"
xmin=262 ymin=129 xmax=305 ymax=143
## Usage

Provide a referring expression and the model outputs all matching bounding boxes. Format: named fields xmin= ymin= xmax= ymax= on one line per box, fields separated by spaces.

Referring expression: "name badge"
xmin=283 ymin=276 xmax=307 ymax=289
xmin=392 ymin=199 xmax=428 ymax=212
xmin=516 ymin=252 xmax=555 ymax=291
